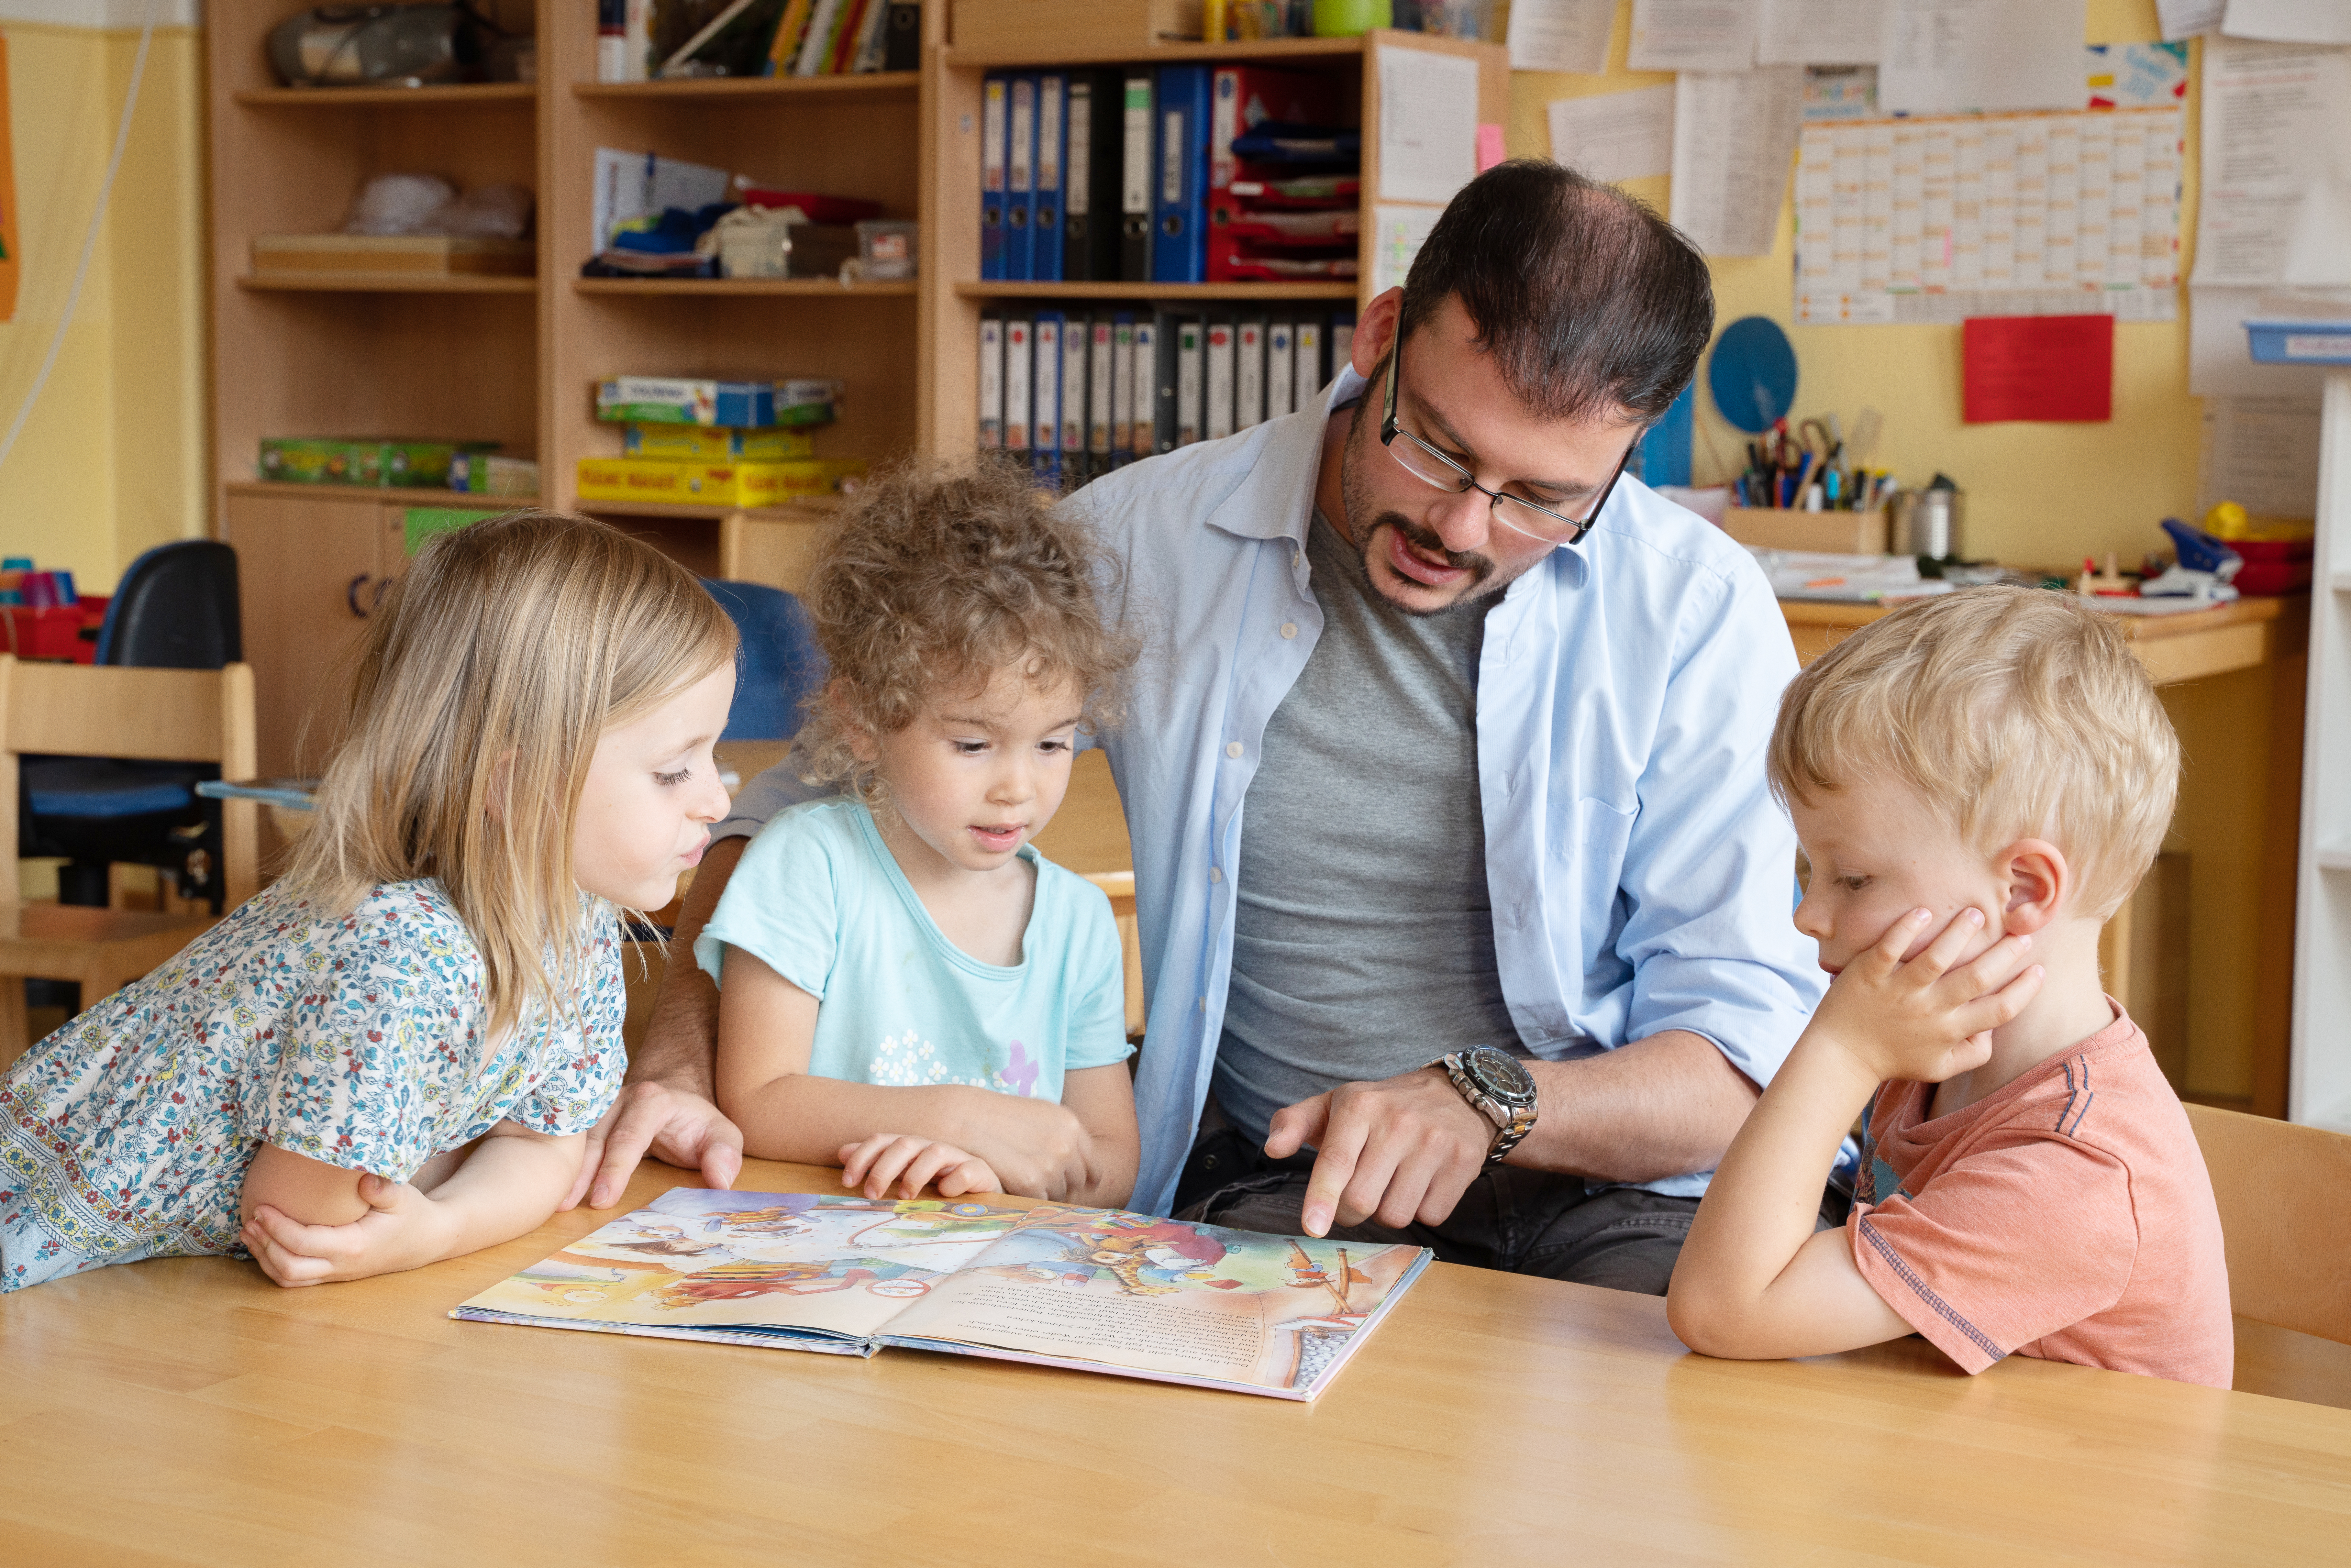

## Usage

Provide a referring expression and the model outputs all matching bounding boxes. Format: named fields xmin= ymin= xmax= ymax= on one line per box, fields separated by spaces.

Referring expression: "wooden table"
xmin=5 ymin=1156 xmax=2346 ymax=1564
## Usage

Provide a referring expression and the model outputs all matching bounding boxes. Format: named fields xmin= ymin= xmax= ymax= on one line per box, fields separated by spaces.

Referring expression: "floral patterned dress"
xmin=0 ymin=879 xmax=626 ymax=1292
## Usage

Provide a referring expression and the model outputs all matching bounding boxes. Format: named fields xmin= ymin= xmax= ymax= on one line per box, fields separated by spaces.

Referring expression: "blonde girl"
xmin=0 ymin=513 xmax=737 ymax=1291
xmin=703 ymin=458 xmax=1142 ymax=1207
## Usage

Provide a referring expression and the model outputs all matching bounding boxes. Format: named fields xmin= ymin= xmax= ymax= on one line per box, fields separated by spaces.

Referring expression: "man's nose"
xmin=1425 ymin=486 xmax=1492 ymax=554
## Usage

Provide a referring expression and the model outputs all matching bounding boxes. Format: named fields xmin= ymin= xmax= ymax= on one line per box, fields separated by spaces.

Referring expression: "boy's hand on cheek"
xmin=1807 ymin=907 xmax=2044 ymax=1087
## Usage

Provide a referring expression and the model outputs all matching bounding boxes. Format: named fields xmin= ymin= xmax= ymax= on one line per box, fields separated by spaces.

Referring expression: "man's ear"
xmin=1998 ymin=838 xmax=2071 ymax=935
xmin=1354 ymin=286 xmax=1403 ymax=380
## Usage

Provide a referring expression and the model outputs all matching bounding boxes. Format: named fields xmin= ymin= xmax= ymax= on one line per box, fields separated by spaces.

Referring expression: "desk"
xmin=4 ymin=1156 xmax=2346 ymax=1562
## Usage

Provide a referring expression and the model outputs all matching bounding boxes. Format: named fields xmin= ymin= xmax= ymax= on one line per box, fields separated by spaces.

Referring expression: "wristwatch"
xmin=1427 ymin=1046 xmax=1539 ymax=1164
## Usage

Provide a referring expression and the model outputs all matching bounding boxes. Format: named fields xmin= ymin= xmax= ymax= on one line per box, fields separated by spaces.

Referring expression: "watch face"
xmin=1466 ymin=1047 xmax=1536 ymax=1105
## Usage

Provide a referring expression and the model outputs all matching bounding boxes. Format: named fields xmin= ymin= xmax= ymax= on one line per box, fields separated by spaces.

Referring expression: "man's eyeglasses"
xmin=1378 ymin=336 xmax=1634 ymax=548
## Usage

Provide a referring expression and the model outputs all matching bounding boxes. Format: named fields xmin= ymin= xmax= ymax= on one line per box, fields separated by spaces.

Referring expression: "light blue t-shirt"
xmin=696 ymin=799 xmax=1132 ymax=1101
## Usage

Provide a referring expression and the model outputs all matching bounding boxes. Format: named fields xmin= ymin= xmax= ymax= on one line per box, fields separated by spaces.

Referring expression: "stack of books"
xmin=597 ymin=0 xmax=920 ymax=84
xmin=979 ymin=303 xmax=1357 ymax=487
xmin=981 ymin=64 xmax=1360 ymax=286
xmin=577 ymin=378 xmax=863 ymax=508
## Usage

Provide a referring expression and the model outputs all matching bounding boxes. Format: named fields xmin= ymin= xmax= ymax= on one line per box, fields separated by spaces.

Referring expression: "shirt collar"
xmin=1201 ymin=364 xmax=1370 ymax=546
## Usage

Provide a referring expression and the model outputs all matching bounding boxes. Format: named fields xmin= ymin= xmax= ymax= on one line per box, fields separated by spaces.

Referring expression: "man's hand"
xmin=838 ymin=1133 xmax=1002 ymax=1201
xmin=239 ymin=1173 xmax=456 ymax=1287
xmin=565 ymin=1079 xmax=745 ymax=1211
xmin=1264 ymin=1067 xmax=1494 ymax=1238
xmin=1808 ymin=907 xmax=2042 ymax=1089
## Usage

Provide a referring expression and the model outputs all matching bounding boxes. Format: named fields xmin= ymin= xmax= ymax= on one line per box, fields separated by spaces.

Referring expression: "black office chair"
xmin=19 ymin=540 xmax=242 ymax=912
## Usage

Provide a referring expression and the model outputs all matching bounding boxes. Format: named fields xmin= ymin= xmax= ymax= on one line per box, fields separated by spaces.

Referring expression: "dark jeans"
xmin=1172 ymin=1123 xmax=1704 ymax=1296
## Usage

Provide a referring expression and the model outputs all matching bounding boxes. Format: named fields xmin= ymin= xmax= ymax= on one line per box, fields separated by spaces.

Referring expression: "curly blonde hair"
xmin=797 ymin=456 xmax=1138 ymax=802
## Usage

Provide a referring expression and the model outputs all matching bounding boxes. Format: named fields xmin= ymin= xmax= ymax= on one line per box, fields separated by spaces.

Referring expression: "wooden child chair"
xmin=0 ymin=655 xmax=260 ymax=1068
xmin=2185 ymin=1102 xmax=2351 ymax=1407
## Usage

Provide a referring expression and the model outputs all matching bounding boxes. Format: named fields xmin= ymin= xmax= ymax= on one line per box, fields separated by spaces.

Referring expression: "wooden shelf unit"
xmin=571 ymin=71 xmax=919 ymax=103
xmin=914 ymin=28 xmax=1506 ymax=451
xmin=238 ymin=273 xmax=539 ymax=293
xmin=232 ymin=83 xmax=539 ymax=107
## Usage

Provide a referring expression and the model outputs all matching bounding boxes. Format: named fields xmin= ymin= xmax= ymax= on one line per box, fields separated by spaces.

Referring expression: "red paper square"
xmin=1961 ymin=315 xmax=2114 ymax=423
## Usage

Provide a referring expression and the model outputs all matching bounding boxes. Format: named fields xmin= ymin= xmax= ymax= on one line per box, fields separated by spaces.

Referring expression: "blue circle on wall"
xmin=1707 ymin=316 xmax=1799 ymax=435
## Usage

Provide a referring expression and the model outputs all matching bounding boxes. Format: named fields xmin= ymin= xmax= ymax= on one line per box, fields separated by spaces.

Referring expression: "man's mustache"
xmin=1377 ymin=511 xmax=1495 ymax=585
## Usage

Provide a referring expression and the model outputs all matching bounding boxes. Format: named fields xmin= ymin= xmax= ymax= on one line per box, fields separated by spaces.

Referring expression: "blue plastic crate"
xmin=2244 ymin=320 xmax=2351 ymax=366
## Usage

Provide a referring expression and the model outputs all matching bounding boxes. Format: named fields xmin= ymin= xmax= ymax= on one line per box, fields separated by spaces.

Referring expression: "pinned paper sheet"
xmin=1547 ymin=85 xmax=1676 ymax=186
xmin=2221 ymin=0 xmax=2351 ymax=44
xmin=1371 ymin=204 xmax=1442 ymax=295
xmin=2190 ymin=37 xmax=2351 ymax=289
xmin=1626 ymin=0 xmax=1757 ymax=72
xmin=1378 ymin=50 xmax=1478 ymax=205
xmin=1756 ymin=0 xmax=1884 ymax=66
xmin=2156 ymin=0 xmax=2224 ymax=36
xmin=1670 ymin=70 xmax=1803 ymax=257
xmin=1880 ymin=0 xmax=2086 ymax=114
xmin=2201 ymin=394 xmax=2323 ymax=519
xmin=1961 ymin=314 xmax=2113 ymax=423
xmin=1506 ymin=0 xmax=1616 ymax=74
xmin=1793 ymin=108 xmax=2185 ymax=326
xmin=1476 ymin=123 xmax=1506 ymax=172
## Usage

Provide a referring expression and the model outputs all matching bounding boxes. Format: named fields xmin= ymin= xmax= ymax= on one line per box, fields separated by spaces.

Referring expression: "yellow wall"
xmin=1503 ymin=0 xmax=2270 ymax=1103
xmin=0 ymin=15 xmax=206 ymax=595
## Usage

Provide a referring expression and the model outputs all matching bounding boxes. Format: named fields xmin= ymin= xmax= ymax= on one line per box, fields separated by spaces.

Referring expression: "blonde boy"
xmin=1667 ymin=587 xmax=2233 ymax=1387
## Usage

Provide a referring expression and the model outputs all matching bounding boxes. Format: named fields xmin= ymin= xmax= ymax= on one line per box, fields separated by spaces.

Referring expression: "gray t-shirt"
xmin=1211 ymin=509 xmax=1524 ymax=1142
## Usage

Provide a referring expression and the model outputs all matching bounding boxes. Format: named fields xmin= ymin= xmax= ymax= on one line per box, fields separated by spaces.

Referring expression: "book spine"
xmin=624 ymin=0 xmax=652 ymax=81
xmin=978 ymin=309 xmax=1004 ymax=448
xmin=1004 ymin=311 xmax=1034 ymax=455
xmin=1089 ymin=315 xmax=1116 ymax=461
xmin=794 ymin=0 xmax=843 ymax=75
xmin=1111 ymin=314 xmax=1136 ymax=459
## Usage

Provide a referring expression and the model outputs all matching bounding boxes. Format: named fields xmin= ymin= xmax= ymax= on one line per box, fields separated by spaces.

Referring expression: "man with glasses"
xmin=587 ymin=161 xmax=1824 ymax=1295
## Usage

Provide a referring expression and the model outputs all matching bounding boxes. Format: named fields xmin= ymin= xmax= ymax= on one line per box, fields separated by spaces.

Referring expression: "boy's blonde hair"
xmin=287 ymin=512 xmax=737 ymax=1040
xmin=797 ymin=456 xmax=1138 ymax=803
xmin=1768 ymin=586 xmax=2178 ymax=920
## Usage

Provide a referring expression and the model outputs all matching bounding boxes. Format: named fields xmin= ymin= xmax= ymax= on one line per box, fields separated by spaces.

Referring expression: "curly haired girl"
xmin=701 ymin=457 xmax=1142 ymax=1207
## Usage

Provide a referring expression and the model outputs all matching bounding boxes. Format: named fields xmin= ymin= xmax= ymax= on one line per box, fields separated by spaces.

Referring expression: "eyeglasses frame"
xmin=1377 ymin=333 xmax=1636 ymax=548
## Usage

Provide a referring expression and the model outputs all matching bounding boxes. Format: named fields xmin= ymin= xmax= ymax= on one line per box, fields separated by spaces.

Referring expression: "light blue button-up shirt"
xmin=722 ymin=367 xmax=1826 ymax=1216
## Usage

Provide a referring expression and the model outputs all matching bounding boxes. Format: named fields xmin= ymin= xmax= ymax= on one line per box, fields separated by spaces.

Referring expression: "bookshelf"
xmin=915 ymin=27 xmax=1506 ymax=451
xmin=205 ymin=6 xmax=1501 ymax=770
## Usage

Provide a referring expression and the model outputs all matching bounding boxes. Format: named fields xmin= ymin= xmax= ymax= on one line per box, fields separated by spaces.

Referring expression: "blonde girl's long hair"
xmin=286 ymin=512 xmax=738 ymax=1041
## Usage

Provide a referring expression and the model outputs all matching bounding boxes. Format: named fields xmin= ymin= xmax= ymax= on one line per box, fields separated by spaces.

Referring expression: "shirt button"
xmin=1209 ymin=867 xmax=1223 ymax=883
xmin=1225 ymin=741 xmax=1243 ymax=758
xmin=1280 ymin=622 xmax=1298 ymax=639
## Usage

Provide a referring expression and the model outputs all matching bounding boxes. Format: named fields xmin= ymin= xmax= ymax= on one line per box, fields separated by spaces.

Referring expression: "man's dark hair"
xmin=1397 ymin=159 xmax=1714 ymax=425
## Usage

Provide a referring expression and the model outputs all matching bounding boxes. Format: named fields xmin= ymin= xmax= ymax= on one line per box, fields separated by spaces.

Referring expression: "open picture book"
xmin=452 ymin=1188 xmax=1433 ymax=1400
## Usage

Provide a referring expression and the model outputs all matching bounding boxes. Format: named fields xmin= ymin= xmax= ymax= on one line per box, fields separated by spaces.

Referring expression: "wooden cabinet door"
xmin=222 ymin=492 xmax=387 ymax=777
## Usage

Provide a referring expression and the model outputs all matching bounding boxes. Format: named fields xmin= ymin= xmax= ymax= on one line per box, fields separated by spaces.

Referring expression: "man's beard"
xmin=1337 ymin=403 xmax=1498 ymax=619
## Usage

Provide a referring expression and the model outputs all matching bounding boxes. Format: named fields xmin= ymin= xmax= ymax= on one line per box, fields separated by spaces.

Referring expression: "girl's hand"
xmin=948 ymin=1094 xmax=1098 ymax=1201
xmin=838 ymin=1134 xmax=1003 ymax=1201
xmin=239 ymin=1173 xmax=457 ymax=1287
xmin=1807 ymin=907 xmax=2044 ymax=1088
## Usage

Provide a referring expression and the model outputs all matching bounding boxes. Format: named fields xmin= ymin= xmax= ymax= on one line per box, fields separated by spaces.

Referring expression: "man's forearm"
xmin=1513 ymin=1030 xmax=1761 ymax=1185
xmin=630 ymin=835 xmax=748 ymax=1097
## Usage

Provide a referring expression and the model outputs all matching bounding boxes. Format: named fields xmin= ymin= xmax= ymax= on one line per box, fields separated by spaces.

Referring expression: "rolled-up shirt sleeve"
xmin=1614 ymin=558 xmax=1825 ymax=1092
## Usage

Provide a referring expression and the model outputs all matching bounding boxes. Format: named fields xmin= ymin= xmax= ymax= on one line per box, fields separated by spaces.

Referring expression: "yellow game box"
xmin=575 ymin=457 xmax=862 ymax=507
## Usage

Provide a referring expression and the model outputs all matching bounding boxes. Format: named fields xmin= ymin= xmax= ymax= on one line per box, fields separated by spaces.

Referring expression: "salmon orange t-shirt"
xmin=1848 ymin=1004 xmax=2234 ymax=1389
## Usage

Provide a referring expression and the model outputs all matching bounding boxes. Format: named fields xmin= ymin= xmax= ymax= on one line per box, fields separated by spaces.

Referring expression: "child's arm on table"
xmin=1666 ymin=908 xmax=2041 ymax=1361
xmin=839 ymin=1061 xmax=1139 ymax=1208
xmin=239 ymin=1122 xmax=584 ymax=1288
xmin=716 ymin=946 xmax=1103 ymax=1201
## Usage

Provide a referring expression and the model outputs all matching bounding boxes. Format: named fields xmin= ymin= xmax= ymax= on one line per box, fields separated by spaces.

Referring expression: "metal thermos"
xmin=1893 ymin=487 xmax=1965 ymax=561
